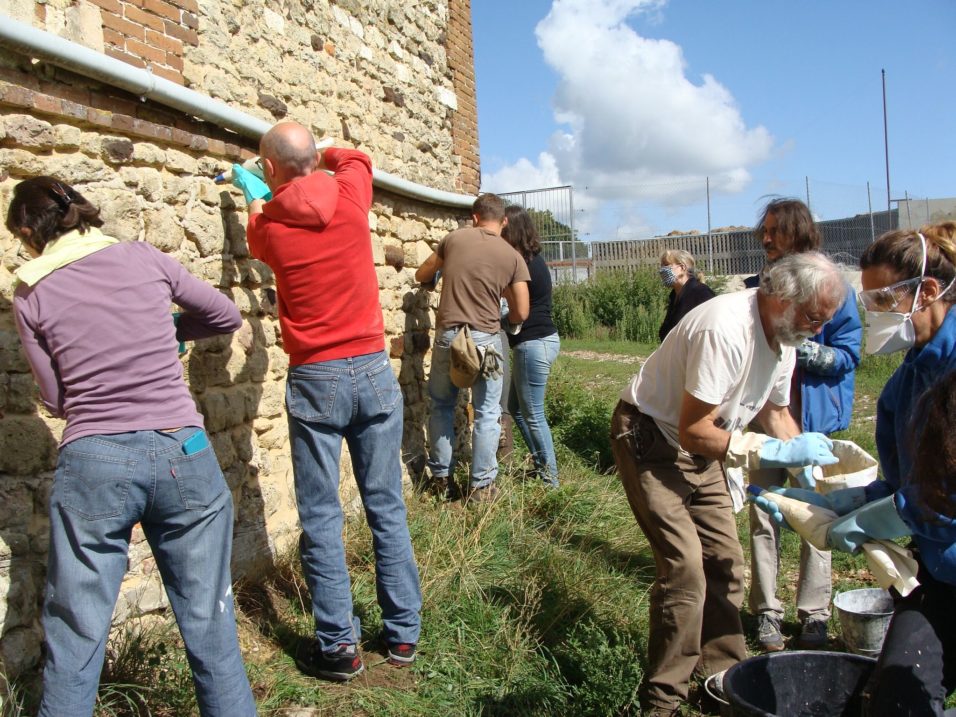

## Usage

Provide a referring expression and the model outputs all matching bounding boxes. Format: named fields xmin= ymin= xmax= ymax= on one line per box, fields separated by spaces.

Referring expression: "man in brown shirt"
xmin=416 ymin=193 xmax=530 ymax=502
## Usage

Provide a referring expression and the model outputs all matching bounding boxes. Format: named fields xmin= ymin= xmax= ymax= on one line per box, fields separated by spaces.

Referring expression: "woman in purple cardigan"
xmin=6 ymin=177 xmax=256 ymax=717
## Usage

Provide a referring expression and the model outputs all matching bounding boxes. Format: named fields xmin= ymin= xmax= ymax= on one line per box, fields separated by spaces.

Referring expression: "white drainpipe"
xmin=0 ymin=15 xmax=475 ymax=210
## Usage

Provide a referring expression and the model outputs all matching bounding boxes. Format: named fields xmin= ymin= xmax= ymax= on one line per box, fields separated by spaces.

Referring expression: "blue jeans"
xmin=286 ymin=351 xmax=422 ymax=653
xmin=39 ymin=429 xmax=256 ymax=717
xmin=427 ymin=328 xmax=503 ymax=489
xmin=507 ymin=333 xmax=560 ymax=485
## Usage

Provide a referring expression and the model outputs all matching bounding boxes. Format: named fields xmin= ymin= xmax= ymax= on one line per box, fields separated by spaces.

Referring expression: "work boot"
xmin=465 ymin=483 xmax=500 ymax=505
xmin=796 ymin=617 xmax=828 ymax=649
xmin=757 ymin=613 xmax=785 ymax=652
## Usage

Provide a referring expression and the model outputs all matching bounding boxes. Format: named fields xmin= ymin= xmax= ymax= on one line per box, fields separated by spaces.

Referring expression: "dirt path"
xmin=562 ymin=350 xmax=645 ymax=364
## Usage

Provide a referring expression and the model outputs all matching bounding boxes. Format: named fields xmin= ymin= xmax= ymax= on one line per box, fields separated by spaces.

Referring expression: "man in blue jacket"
xmin=745 ymin=199 xmax=862 ymax=651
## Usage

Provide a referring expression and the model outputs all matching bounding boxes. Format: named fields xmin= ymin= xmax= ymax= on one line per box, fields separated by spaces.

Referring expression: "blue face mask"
xmin=659 ymin=266 xmax=677 ymax=287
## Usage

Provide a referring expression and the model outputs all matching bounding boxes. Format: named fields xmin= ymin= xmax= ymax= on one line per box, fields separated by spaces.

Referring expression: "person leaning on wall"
xmin=415 ymin=193 xmax=530 ymax=504
xmin=657 ymin=248 xmax=716 ymax=341
xmin=6 ymin=177 xmax=255 ymax=717
xmin=744 ymin=198 xmax=863 ymax=653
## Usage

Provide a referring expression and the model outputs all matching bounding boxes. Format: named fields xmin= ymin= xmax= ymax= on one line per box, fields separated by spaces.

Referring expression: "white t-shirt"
xmin=620 ymin=289 xmax=794 ymax=451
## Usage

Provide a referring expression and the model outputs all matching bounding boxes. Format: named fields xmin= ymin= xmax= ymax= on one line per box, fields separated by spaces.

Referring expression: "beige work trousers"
xmin=747 ymin=466 xmax=832 ymax=622
xmin=610 ymin=401 xmax=747 ymax=712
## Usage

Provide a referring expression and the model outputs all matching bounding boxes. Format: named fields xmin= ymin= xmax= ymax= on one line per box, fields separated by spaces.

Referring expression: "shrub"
xmin=552 ymin=268 xmax=669 ymax=344
xmin=546 ymin=367 xmax=615 ymax=472
xmin=550 ymin=620 xmax=642 ymax=716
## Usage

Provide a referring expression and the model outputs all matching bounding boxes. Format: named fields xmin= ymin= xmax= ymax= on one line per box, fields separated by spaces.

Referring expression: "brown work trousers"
xmin=610 ymin=401 xmax=747 ymax=712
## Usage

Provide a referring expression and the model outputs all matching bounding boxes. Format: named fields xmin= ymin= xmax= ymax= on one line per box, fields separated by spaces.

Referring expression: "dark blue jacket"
xmin=744 ymin=275 xmax=862 ymax=434
xmin=869 ymin=308 xmax=956 ymax=585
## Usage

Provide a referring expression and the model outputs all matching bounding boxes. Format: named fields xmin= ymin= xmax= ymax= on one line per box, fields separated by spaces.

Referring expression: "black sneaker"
xmin=387 ymin=643 xmax=416 ymax=666
xmin=300 ymin=643 xmax=364 ymax=681
xmin=796 ymin=618 xmax=828 ymax=649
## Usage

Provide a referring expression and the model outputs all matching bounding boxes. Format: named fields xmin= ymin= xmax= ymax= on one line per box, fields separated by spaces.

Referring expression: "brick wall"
xmin=88 ymin=0 xmax=198 ymax=84
xmin=447 ymin=0 xmax=480 ymax=194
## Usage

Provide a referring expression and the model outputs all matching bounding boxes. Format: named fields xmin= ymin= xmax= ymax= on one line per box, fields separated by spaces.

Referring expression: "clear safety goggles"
xmin=858 ymin=276 xmax=921 ymax=312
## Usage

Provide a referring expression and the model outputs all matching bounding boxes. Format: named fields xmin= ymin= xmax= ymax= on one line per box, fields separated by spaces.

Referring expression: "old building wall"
xmin=0 ymin=0 xmax=477 ymax=679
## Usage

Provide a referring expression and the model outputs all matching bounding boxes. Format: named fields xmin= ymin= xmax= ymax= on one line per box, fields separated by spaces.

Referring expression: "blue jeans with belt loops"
xmin=39 ymin=428 xmax=256 ymax=717
xmin=507 ymin=333 xmax=560 ymax=485
xmin=286 ymin=351 xmax=422 ymax=653
xmin=427 ymin=328 xmax=503 ymax=489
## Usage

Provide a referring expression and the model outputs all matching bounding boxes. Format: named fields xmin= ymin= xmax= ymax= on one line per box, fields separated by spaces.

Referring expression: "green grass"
xmin=9 ymin=341 xmax=918 ymax=716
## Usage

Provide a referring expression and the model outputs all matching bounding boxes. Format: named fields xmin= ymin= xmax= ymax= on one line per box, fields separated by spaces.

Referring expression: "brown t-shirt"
xmin=436 ymin=226 xmax=531 ymax=333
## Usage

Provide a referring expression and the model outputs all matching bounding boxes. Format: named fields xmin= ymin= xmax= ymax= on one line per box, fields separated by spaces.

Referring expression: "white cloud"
xmin=482 ymin=152 xmax=562 ymax=194
xmin=485 ymin=0 xmax=773 ymax=217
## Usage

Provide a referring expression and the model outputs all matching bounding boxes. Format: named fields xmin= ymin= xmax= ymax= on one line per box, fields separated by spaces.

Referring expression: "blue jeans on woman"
xmin=39 ymin=428 xmax=256 ymax=717
xmin=286 ymin=351 xmax=422 ymax=653
xmin=427 ymin=328 xmax=503 ymax=489
xmin=507 ymin=333 xmax=560 ymax=485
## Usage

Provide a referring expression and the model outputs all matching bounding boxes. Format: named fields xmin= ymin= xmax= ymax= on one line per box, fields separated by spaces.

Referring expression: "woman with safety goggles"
xmin=759 ymin=221 xmax=956 ymax=715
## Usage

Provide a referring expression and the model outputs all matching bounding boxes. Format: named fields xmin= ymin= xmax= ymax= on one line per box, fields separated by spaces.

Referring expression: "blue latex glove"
xmin=790 ymin=465 xmax=816 ymax=489
xmin=827 ymin=495 xmax=910 ymax=553
xmin=750 ymin=485 xmax=832 ymax=529
xmin=231 ymin=164 xmax=272 ymax=203
xmin=758 ymin=432 xmax=838 ymax=469
xmin=824 ymin=486 xmax=868 ymax=516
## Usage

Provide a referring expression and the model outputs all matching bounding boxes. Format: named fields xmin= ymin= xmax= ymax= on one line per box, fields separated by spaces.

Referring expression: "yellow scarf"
xmin=14 ymin=226 xmax=120 ymax=287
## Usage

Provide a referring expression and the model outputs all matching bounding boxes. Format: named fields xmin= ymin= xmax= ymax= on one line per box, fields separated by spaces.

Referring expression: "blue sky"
xmin=472 ymin=0 xmax=956 ymax=241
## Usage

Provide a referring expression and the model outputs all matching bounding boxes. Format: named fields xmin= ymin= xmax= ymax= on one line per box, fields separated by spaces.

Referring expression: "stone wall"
xmin=0 ymin=0 xmax=477 ymax=679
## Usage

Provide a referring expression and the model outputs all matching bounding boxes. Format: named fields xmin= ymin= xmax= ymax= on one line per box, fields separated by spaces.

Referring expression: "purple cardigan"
xmin=13 ymin=242 xmax=241 ymax=446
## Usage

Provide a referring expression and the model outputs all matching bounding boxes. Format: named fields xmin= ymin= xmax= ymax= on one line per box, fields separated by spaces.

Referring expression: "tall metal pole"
xmin=883 ymin=69 xmax=891 ymax=218
xmin=706 ymin=176 xmax=713 ymax=274
xmin=904 ymin=190 xmax=912 ymax=228
xmin=805 ymin=176 xmax=812 ymax=214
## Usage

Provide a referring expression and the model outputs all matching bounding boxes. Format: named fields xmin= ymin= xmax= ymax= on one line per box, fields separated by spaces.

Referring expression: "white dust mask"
xmin=864 ymin=309 xmax=918 ymax=355
xmin=863 ymin=233 xmax=956 ymax=355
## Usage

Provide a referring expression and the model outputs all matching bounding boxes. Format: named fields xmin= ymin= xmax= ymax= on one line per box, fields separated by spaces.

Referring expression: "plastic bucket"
xmin=833 ymin=588 xmax=894 ymax=657
xmin=723 ymin=651 xmax=876 ymax=716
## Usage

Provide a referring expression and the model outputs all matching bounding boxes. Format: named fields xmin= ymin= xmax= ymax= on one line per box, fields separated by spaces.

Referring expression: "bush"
xmin=553 ymin=268 xmax=669 ymax=344
xmin=550 ymin=620 xmax=642 ymax=716
xmin=546 ymin=367 xmax=615 ymax=472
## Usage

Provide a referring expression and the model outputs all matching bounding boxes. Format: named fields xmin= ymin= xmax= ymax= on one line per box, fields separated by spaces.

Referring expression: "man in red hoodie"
xmin=233 ymin=121 xmax=422 ymax=681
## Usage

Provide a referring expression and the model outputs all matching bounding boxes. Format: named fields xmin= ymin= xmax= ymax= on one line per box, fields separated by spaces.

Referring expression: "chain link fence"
xmin=500 ymin=181 xmax=954 ymax=281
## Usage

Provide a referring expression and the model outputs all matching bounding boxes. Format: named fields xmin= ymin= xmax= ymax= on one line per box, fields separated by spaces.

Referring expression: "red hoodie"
xmin=247 ymin=148 xmax=385 ymax=366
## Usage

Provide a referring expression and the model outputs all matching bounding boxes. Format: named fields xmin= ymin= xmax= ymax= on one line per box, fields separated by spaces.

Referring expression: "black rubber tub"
xmin=722 ymin=651 xmax=877 ymax=716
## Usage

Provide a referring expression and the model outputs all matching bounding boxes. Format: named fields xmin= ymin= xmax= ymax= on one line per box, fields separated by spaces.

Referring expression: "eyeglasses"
xmin=858 ymin=277 xmax=921 ymax=312
xmin=802 ymin=310 xmax=826 ymax=329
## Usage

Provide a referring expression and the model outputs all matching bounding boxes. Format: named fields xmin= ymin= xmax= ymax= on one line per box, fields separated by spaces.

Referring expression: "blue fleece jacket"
xmin=870 ymin=308 xmax=956 ymax=586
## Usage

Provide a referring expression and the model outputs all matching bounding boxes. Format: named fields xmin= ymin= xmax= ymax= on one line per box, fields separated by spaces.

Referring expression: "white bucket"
xmin=833 ymin=587 xmax=894 ymax=657
xmin=815 ymin=440 xmax=879 ymax=494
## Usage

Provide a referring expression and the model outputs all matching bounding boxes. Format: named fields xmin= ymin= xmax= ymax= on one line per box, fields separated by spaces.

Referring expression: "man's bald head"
xmin=259 ymin=122 xmax=318 ymax=189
